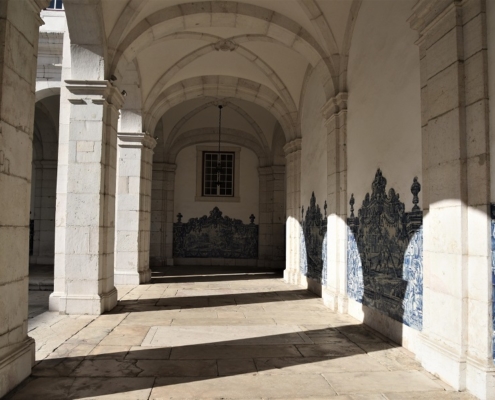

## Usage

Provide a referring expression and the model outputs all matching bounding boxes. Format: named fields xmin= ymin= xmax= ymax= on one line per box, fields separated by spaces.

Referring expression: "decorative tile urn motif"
xmin=173 ymin=207 xmax=258 ymax=259
xmin=300 ymin=192 xmax=327 ymax=284
xmin=347 ymin=169 xmax=423 ymax=330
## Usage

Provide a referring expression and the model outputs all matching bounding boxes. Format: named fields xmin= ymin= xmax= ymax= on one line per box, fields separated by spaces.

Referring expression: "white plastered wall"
xmin=300 ymin=70 xmax=328 ymax=210
xmin=346 ymin=0 xmax=422 ymax=353
xmin=347 ymin=0 xmax=421 ymax=207
xmin=174 ymin=144 xmax=259 ymax=222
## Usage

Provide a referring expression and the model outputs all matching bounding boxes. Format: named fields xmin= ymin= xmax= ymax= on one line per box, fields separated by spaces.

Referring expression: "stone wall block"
xmin=427 ymin=62 xmax=464 ymax=120
xmin=464 ymin=51 xmax=488 ymax=105
xmin=426 ymin=27 xmax=463 ymax=79
xmin=463 ymin=14 xmax=486 ymax=60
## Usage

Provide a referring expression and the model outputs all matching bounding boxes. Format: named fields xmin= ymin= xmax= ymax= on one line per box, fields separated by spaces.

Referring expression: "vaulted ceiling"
xmin=64 ymin=0 xmax=361 ymax=161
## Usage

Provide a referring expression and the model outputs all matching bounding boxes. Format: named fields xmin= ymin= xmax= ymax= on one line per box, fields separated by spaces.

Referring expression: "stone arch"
xmin=35 ymin=84 xmax=61 ymax=102
xmin=118 ymin=59 xmax=144 ymax=133
xmin=109 ymin=1 xmax=337 ymax=89
xmin=295 ymin=0 xmax=339 ymax=60
xmin=338 ymin=0 xmax=362 ymax=91
xmin=63 ymin=0 xmax=108 ymax=79
xmin=166 ymin=128 xmax=269 ymax=167
xmin=34 ymin=100 xmax=59 ymax=161
xmin=146 ymin=76 xmax=298 ymax=141
xmin=164 ymin=100 xmax=270 ymax=153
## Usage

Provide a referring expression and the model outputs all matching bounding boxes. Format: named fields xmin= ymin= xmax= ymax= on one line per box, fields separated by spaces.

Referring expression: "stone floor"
xmin=8 ymin=266 xmax=475 ymax=399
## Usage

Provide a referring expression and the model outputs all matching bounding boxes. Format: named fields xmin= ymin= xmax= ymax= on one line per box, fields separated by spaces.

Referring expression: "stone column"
xmin=283 ymin=139 xmax=302 ymax=285
xmin=0 ymin=0 xmax=48 ymax=397
xmin=409 ymin=1 xmax=493 ymax=398
xmin=258 ymin=166 xmax=285 ymax=268
xmin=322 ymin=93 xmax=348 ymax=313
xmin=30 ymin=160 xmax=57 ymax=265
xmin=114 ymin=132 xmax=156 ymax=284
xmin=50 ymin=80 xmax=124 ymax=315
xmin=150 ymin=162 xmax=176 ymax=266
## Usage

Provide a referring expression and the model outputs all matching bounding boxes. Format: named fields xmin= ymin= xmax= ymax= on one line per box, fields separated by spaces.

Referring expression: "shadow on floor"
xmin=8 ymin=324 xmax=411 ymax=399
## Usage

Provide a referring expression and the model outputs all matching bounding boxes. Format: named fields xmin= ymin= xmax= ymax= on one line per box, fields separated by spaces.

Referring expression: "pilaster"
xmin=150 ymin=162 xmax=177 ymax=266
xmin=50 ymin=80 xmax=124 ymax=315
xmin=322 ymin=92 xmax=348 ymax=313
xmin=409 ymin=1 xmax=493 ymax=398
xmin=114 ymin=132 xmax=157 ymax=285
xmin=258 ymin=165 xmax=285 ymax=268
xmin=283 ymin=139 xmax=302 ymax=285
xmin=30 ymin=160 xmax=57 ymax=265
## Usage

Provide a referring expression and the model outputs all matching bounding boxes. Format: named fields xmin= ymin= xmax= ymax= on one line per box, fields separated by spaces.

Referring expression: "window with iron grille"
xmin=47 ymin=0 xmax=63 ymax=10
xmin=195 ymin=146 xmax=240 ymax=202
xmin=203 ymin=152 xmax=234 ymax=197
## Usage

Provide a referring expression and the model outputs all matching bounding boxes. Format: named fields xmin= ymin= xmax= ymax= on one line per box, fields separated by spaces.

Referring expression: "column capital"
xmin=283 ymin=138 xmax=302 ymax=156
xmin=408 ymin=0 xmax=460 ymax=37
xmin=258 ymin=165 xmax=285 ymax=176
xmin=40 ymin=160 xmax=58 ymax=169
xmin=65 ymin=80 xmax=125 ymax=109
xmin=117 ymin=132 xmax=157 ymax=150
xmin=321 ymin=92 xmax=348 ymax=121
xmin=29 ymin=0 xmax=50 ymax=26
xmin=153 ymin=162 xmax=177 ymax=172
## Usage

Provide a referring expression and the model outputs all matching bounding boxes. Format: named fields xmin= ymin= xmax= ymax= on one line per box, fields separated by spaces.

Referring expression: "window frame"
xmin=46 ymin=0 xmax=64 ymax=10
xmin=195 ymin=145 xmax=241 ymax=202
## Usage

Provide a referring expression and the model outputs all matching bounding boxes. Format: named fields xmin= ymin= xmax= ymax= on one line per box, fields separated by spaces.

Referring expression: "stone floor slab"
xmin=323 ymin=370 xmax=445 ymax=394
xmin=18 ymin=266 xmax=474 ymax=399
xmin=142 ymin=325 xmax=312 ymax=347
xmin=150 ymin=374 xmax=337 ymax=399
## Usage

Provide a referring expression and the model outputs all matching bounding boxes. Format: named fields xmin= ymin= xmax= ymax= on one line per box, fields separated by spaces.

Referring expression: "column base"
xmin=49 ymin=288 xmax=118 ymax=315
xmin=466 ymin=356 xmax=495 ymax=400
xmin=114 ymin=269 xmax=151 ymax=285
xmin=0 ymin=338 xmax=35 ymax=398
xmin=322 ymin=288 xmax=339 ymax=311
xmin=420 ymin=333 xmax=466 ymax=391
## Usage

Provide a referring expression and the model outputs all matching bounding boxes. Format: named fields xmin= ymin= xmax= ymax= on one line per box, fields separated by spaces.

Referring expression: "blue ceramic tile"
xmin=346 ymin=170 xmax=423 ymax=331
xmin=300 ymin=192 xmax=327 ymax=284
xmin=173 ymin=207 xmax=258 ymax=259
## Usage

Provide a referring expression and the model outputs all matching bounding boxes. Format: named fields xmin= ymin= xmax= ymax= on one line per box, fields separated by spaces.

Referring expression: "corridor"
xmin=8 ymin=267 xmax=472 ymax=399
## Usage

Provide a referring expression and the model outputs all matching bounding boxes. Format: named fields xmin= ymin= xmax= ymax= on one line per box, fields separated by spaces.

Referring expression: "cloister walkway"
xmin=8 ymin=267 xmax=474 ymax=399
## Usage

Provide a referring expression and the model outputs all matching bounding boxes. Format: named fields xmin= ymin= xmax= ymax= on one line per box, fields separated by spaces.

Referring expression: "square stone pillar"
xmin=0 ymin=0 xmax=48 ymax=397
xmin=50 ymin=80 xmax=124 ymax=315
xmin=322 ymin=93 xmax=348 ymax=313
xmin=409 ymin=1 xmax=493 ymax=397
xmin=150 ymin=162 xmax=176 ymax=266
xmin=30 ymin=160 xmax=57 ymax=265
xmin=283 ymin=139 xmax=302 ymax=285
xmin=114 ymin=132 xmax=156 ymax=285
